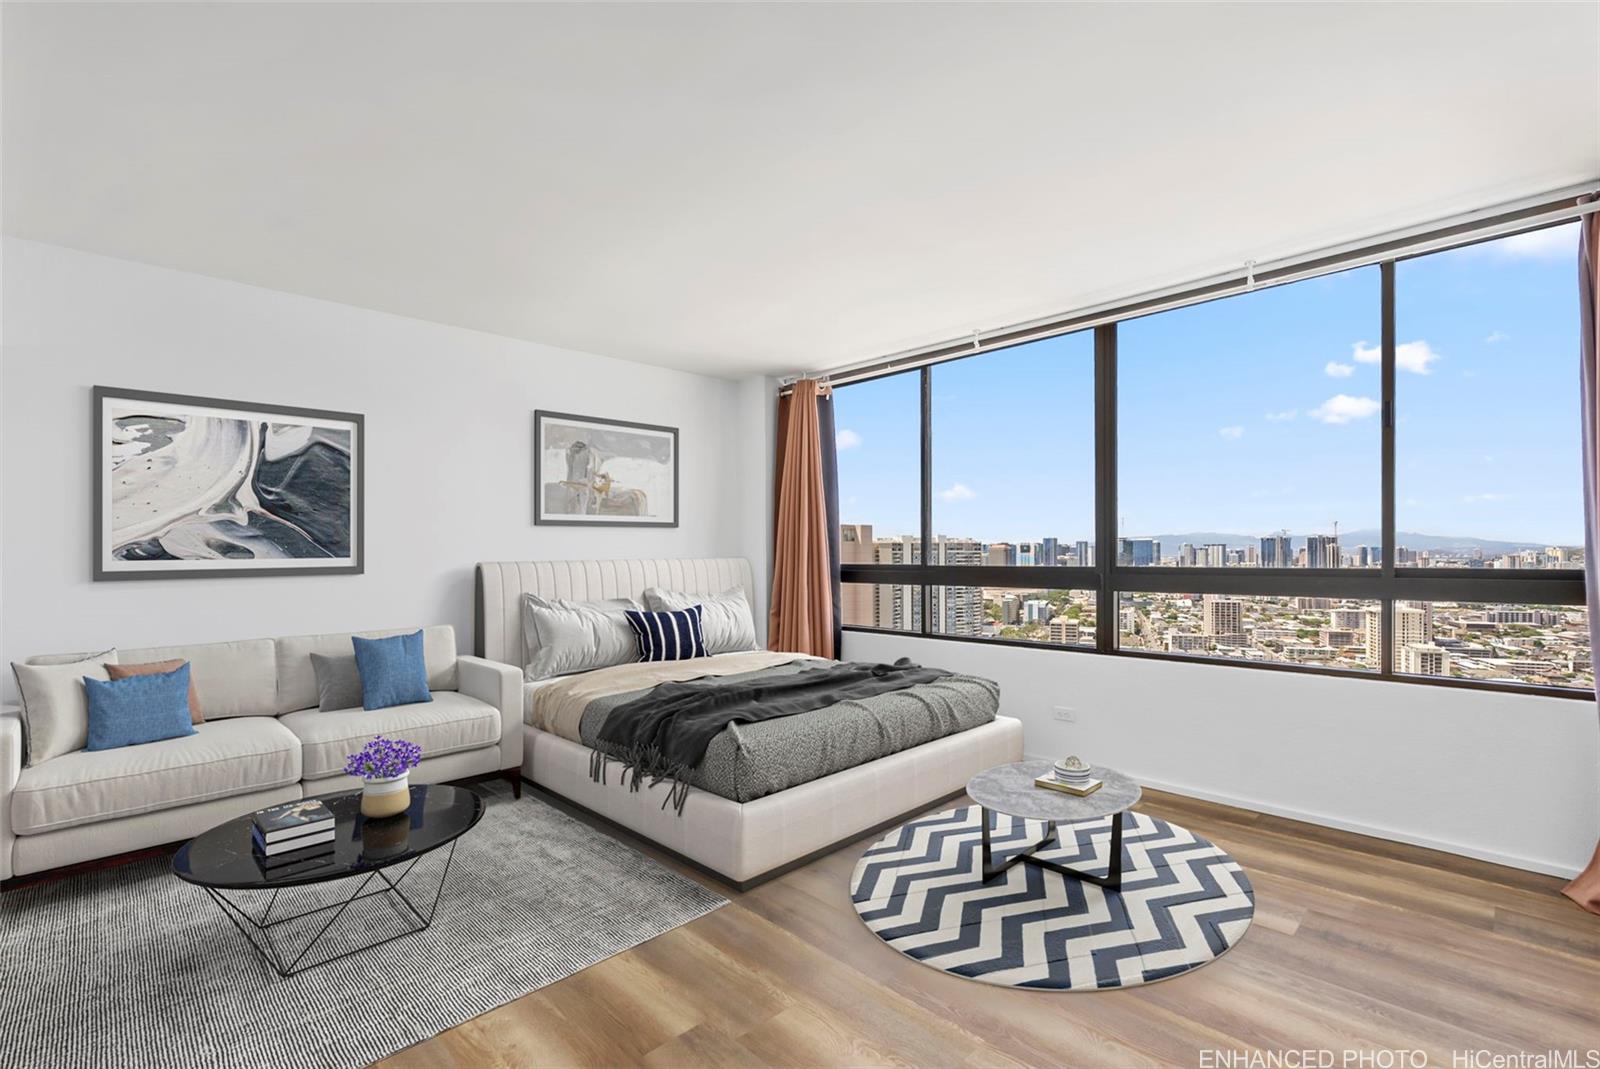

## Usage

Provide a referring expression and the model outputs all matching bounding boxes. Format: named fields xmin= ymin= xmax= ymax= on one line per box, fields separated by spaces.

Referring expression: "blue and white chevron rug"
xmin=850 ymin=805 xmax=1254 ymax=990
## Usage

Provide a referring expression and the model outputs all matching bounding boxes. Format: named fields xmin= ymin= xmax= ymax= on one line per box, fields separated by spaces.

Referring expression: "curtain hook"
xmin=971 ymin=328 xmax=981 ymax=351
xmin=1245 ymin=259 xmax=1257 ymax=292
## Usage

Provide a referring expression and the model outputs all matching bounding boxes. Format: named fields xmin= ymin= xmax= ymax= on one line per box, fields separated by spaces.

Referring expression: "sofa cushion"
xmin=275 ymin=625 xmax=458 ymax=714
xmin=279 ymin=691 xmax=500 ymax=780
xmin=120 ymin=638 xmax=278 ymax=719
xmin=10 ymin=718 xmax=301 ymax=835
xmin=11 ymin=650 xmax=118 ymax=766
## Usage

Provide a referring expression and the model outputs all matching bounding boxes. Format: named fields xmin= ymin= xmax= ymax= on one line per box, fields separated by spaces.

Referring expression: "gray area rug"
xmin=0 ymin=782 xmax=726 ymax=1068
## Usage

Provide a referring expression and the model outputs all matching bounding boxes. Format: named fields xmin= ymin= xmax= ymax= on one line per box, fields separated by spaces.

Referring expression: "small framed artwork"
xmin=534 ymin=410 xmax=679 ymax=527
xmin=94 ymin=386 xmax=364 ymax=580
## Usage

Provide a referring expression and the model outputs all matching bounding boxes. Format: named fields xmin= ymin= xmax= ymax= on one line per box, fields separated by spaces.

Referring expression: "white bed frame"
xmin=475 ymin=558 xmax=1024 ymax=888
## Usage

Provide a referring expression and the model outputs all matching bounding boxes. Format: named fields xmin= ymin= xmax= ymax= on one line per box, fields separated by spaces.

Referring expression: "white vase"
xmin=360 ymin=772 xmax=411 ymax=818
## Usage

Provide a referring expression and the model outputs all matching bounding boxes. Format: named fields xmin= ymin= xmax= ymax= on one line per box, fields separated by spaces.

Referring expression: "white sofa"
xmin=1 ymin=624 xmax=522 ymax=883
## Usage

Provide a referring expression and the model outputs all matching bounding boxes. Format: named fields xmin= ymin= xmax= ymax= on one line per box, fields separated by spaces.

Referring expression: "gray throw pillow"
xmin=521 ymin=594 xmax=640 ymax=681
xmin=11 ymin=648 xmax=119 ymax=766
xmin=643 ymin=587 xmax=758 ymax=655
xmin=310 ymin=652 xmax=365 ymax=711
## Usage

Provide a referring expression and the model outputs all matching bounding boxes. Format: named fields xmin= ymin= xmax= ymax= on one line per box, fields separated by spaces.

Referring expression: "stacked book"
xmin=1035 ymin=756 xmax=1102 ymax=797
xmin=252 ymin=799 xmax=337 ymax=870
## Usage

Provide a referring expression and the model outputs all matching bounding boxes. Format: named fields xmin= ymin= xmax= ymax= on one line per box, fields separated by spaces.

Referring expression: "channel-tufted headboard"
xmin=474 ymin=558 xmax=757 ymax=668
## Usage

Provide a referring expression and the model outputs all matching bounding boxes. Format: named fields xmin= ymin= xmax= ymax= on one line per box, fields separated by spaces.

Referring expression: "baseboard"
xmin=1023 ymin=752 xmax=1581 ymax=879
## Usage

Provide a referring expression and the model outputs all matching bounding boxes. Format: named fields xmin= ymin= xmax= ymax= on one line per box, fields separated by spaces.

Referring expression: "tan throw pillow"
xmin=105 ymin=660 xmax=204 ymax=724
xmin=11 ymin=649 xmax=119 ymax=766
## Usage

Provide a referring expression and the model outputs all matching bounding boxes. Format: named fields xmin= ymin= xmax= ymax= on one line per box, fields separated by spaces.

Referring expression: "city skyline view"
xmin=834 ymin=223 xmax=1582 ymax=548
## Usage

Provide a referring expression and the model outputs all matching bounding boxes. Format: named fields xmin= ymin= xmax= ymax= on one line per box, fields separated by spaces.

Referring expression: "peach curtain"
xmin=769 ymin=380 xmax=837 ymax=658
xmin=1563 ymin=203 xmax=1600 ymax=915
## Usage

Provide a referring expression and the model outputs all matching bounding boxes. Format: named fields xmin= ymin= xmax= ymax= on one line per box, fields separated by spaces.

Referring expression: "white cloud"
xmin=1324 ymin=361 xmax=1354 ymax=378
xmin=1309 ymin=394 xmax=1381 ymax=424
xmin=1219 ymin=425 xmax=1244 ymax=439
xmin=836 ymin=428 xmax=861 ymax=450
xmin=1349 ymin=339 xmax=1439 ymax=374
xmin=1494 ymin=222 xmax=1578 ymax=261
xmin=1483 ymin=331 xmax=1508 ymax=344
xmin=937 ymin=483 xmax=976 ymax=502
xmin=1265 ymin=409 xmax=1297 ymax=422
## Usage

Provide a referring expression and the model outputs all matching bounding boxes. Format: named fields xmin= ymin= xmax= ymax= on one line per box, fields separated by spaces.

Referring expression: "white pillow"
xmin=642 ymin=587 xmax=758 ymax=656
xmin=521 ymin=595 xmax=640 ymax=681
xmin=11 ymin=648 xmax=119 ymax=766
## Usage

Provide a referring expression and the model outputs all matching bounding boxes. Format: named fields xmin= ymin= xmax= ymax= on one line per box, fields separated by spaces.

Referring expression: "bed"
xmin=475 ymin=558 xmax=1024 ymax=888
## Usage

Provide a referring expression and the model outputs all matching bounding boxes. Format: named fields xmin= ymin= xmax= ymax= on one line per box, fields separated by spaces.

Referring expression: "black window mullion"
xmin=1380 ymin=260 xmax=1397 ymax=676
xmin=1095 ymin=323 xmax=1117 ymax=653
xmin=919 ymin=365 xmax=932 ymax=636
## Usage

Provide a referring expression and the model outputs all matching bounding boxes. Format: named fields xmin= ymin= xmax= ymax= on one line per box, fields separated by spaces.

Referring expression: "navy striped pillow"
xmin=624 ymin=605 xmax=708 ymax=663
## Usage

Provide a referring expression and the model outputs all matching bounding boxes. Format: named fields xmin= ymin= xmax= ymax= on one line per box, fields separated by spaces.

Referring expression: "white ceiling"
xmin=5 ymin=3 xmax=1598 ymax=379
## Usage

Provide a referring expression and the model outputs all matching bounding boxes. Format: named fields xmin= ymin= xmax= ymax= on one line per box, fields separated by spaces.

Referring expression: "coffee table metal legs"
xmin=979 ymin=806 xmax=1125 ymax=890
xmin=202 ymin=841 xmax=458 ymax=978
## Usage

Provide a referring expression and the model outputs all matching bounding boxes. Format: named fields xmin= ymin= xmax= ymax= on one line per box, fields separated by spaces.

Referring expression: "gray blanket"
xmin=578 ymin=661 xmax=999 ymax=806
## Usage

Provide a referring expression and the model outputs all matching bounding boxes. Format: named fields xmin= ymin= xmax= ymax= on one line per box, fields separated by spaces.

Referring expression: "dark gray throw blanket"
xmin=594 ymin=658 xmax=951 ymax=812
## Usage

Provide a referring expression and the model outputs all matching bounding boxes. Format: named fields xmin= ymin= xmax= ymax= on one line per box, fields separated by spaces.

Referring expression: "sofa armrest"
xmin=1 ymin=709 xmax=21 ymax=882
xmin=457 ymin=656 xmax=523 ymax=771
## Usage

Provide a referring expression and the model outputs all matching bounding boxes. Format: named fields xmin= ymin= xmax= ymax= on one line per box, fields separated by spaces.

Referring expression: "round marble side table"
xmin=966 ymin=760 xmax=1142 ymax=889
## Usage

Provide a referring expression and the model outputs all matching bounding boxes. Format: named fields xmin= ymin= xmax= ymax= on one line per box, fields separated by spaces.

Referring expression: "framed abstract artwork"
xmin=533 ymin=410 xmax=678 ymax=527
xmin=94 ymin=386 xmax=364 ymax=580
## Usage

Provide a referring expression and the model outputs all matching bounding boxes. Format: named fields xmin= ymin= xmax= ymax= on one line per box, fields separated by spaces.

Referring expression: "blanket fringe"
xmin=592 ymin=742 xmax=693 ymax=815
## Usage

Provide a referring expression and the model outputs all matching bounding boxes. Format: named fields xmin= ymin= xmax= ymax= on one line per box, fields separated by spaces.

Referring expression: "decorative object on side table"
xmin=345 ymin=735 xmax=424 ymax=818
xmin=1036 ymin=754 xmax=1102 ymax=796
xmin=92 ymin=386 xmax=364 ymax=580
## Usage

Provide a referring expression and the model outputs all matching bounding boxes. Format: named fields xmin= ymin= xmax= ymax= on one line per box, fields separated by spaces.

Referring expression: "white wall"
xmin=846 ymin=630 xmax=1599 ymax=877
xmin=1 ymin=238 xmax=746 ymax=685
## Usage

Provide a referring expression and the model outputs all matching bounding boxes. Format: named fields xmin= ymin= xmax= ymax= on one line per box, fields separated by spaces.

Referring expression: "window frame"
xmin=837 ymin=236 xmax=1590 ymax=700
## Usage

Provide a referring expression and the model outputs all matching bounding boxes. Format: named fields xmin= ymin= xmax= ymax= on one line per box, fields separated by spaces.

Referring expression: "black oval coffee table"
xmin=967 ymin=761 xmax=1141 ymax=889
xmin=174 ymin=784 xmax=483 ymax=977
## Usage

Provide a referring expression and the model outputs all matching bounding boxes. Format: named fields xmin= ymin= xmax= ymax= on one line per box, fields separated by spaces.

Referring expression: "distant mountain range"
xmin=1135 ymin=531 xmax=1573 ymax=554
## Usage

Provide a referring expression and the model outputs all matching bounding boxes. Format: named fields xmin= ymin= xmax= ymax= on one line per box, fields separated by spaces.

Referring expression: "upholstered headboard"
xmin=474 ymin=558 xmax=757 ymax=668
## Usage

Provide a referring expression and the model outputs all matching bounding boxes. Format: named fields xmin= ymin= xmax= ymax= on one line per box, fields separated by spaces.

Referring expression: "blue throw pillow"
xmin=351 ymin=631 xmax=433 ymax=711
xmin=83 ymin=664 xmax=197 ymax=751
xmin=624 ymin=606 xmax=707 ymax=663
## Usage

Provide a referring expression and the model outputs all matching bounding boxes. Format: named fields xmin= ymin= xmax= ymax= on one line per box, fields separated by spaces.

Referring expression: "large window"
xmin=1119 ymin=266 xmax=1380 ymax=567
xmin=932 ymin=333 xmax=1095 ymax=566
xmin=833 ymin=213 xmax=1589 ymax=698
xmin=1395 ymin=224 xmax=1583 ymax=569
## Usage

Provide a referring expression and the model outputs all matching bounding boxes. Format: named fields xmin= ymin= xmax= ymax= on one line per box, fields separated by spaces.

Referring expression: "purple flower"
xmin=344 ymin=735 xmax=424 ymax=780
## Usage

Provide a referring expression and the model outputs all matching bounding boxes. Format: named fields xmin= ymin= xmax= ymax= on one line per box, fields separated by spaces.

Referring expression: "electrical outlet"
xmin=1052 ymin=706 xmax=1075 ymax=722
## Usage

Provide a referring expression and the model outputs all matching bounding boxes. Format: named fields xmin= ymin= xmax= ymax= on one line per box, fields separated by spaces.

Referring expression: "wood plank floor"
xmin=379 ymin=787 xmax=1600 ymax=1069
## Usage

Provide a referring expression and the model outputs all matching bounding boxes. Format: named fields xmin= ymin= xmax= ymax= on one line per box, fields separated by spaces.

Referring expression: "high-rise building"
xmin=1398 ymin=643 xmax=1449 ymax=676
xmin=1294 ymin=597 xmax=1333 ymax=610
xmin=1260 ymin=533 xmax=1292 ymax=568
xmin=1178 ymin=543 xmax=1197 ymax=567
xmin=1042 ymin=538 xmax=1059 ymax=567
xmin=931 ymin=537 xmax=984 ymax=636
xmin=1330 ymin=608 xmax=1366 ymax=630
xmin=839 ymin=524 xmax=877 ymax=628
xmin=1118 ymin=538 xmax=1160 ymax=566
xmin=985 ymin=542 xmax=1015 ymax=567
xmin=1306 ymin=534 xmax=1340 ymax=568
xmin=1024 ymin=599 xmax=1052 ymax=624
xmin=1000 ymin=594 xmax=1022 ymax=625
xmin=1354 ymin=546 xmax=1369 ymax=568
xmin=1202 ymin=543 xmax=1228 ymax=568
xmin=1203 ymin=596 xmax=1244 ymax=641
xmin=1048 ymin=617 xmax=1080 ymax=645
xmin=1075 ymin=541 xmax=1092 ymax=567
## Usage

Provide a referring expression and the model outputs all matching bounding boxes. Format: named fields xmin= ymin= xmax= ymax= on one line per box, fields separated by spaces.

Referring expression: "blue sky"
xmin=835 ymin=222 xmax=1582 ymax=546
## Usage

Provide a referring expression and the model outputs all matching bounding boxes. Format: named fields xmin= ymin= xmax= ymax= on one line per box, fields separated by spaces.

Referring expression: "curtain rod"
xmin=777 ymin=180 xmax=1600 ymax=394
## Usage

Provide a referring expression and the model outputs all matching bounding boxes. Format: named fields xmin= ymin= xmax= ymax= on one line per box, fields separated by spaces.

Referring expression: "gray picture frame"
xmin=93 ymin=386 xmax=365 ymax=580
xmin=533 ymin=410 xmax=679 ymax=528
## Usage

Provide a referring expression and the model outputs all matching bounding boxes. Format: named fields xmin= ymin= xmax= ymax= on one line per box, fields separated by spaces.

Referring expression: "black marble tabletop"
xmin=172 ymin=783 xmax=484 ymax=890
